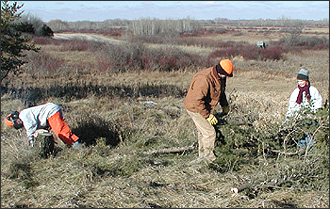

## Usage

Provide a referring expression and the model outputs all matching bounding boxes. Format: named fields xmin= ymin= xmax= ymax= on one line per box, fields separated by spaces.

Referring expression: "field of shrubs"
xmin=1 ymin=20 xmax=329 ymax=208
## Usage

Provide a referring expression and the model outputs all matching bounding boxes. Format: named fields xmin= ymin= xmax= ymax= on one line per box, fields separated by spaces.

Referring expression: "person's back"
xmin=184 ymin=66 xmax=221 ymax=118
xmin=19 ymin=103 xmax=61 ymax=136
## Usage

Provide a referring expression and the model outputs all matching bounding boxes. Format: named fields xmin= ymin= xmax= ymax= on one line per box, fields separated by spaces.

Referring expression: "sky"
xmin=10 ymin=1 xmax=330 ymax=23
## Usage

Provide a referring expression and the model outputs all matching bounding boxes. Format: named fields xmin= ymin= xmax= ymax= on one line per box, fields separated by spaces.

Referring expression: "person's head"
xmin=216 ymin=59 xmax=233 ymax=78
xmin=297 ymin=68 xmax=309 ymax=87
xmin=4 ymin=111 xmax=23 ymax=129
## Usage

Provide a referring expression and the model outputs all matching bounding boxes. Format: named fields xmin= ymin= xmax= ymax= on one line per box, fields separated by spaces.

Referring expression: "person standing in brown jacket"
xmin=184 ymin=59 xmax=233 ymax=162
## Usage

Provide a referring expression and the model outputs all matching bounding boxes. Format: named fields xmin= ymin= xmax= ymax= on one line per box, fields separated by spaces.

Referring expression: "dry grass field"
xmin=1 ymin=24 xmax=329 ymax=208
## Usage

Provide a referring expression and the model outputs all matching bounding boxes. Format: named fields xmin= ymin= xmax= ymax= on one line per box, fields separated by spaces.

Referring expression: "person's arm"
xmin=19 ymin=110 xmax=39 ymax=143
xmin=219 ymin=77 xmax=229 ymax=115
xmin=191 ymin=76 xmax=210 ymax=118
xmin=310 ymin=86 xmax=323 ymax=110
xmin=219 ymin=92 xmax=229 ymax=115
xmin=219 ymin=92 xmax=229 ymax=107
xmin=286 ymin=89 xmax=299 ymax=118
xmin=23 ymin=120 xmax=38 ymax=142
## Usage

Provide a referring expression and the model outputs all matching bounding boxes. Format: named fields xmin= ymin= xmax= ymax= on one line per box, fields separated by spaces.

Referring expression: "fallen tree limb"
xmin=145 ymin=145 xmax=195 ymax=155
xmin=271 ymin=148 xmax=307 ymax=156
xmin=271 ymin=149 xmax=299 ymax=156
xmin=231 ymin=179 xmax=290 ymax=194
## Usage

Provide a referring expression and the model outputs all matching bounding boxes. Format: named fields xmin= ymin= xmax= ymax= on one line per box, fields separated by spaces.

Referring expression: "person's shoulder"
xmin=20 ymin=108 xmax=28 ymax=114
xmin=19 ymin=108 xmax=30 ymax=117
xmin=309 ymin=85 xmax=319 ymax=90
xmin=309 ymin=85 xmax=320 ymax=92
xmin=45 ymin=102 xmax=59 ymax=107
xmin=197 ymin=67 xmax=212 ymax=72
xmin=194 ymin=69 xmax=209 ymax=78
xmin=309 ymin=85 xmax=322 ymax=94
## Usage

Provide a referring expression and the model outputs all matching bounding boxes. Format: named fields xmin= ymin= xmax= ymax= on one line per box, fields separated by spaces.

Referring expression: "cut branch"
xmin=145 ymin=145 xmax=195 ymax=155
xmin=231 ymin=179 xmax=290 ymax=193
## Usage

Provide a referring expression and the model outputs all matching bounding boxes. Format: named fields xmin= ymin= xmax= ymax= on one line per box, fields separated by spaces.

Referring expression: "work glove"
xmin=206 ymin=114 xmax=218 ymax=126
xmin=33 ymin=129 xmax=51 ymax=137
xmin=222 ymin=106 xmax=230 ymax=115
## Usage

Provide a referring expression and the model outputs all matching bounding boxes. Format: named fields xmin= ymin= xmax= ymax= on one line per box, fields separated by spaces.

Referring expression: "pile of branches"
xmin=211 ymin=103 xmax=329 ymax=194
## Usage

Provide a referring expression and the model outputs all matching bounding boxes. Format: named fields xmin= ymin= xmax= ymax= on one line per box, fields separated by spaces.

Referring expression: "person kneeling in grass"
xmin=285 ymin=68 xmax=323 ymax=149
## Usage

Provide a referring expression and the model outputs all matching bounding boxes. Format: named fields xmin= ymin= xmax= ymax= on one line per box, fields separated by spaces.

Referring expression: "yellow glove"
xmin=222 ymin=106 xmax=230 ymax=115
xmin=206 ymin=114 xmax=218 ymax=126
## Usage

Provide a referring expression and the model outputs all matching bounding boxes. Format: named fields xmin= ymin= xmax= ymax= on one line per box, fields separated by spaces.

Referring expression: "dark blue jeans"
xmin=298 ymin=135 xmax=314 ymax=150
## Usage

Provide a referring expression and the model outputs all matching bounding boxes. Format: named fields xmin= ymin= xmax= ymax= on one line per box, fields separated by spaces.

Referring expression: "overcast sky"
xmin=12 ymin=1 xmax=330 ymax=22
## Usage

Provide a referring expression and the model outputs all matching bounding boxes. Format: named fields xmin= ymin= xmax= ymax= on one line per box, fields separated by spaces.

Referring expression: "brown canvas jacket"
xmin=184 ymin=66 xmax=227 ymax=119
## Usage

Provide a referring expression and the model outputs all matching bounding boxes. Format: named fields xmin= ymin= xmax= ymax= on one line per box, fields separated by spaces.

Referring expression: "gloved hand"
xmin=206 ymin=114 xmax=218 ymax=126
xmin=222 ymin=106 xmax=230 ymax=115
xmin=33 ymin=129 xmax=51 ymax=137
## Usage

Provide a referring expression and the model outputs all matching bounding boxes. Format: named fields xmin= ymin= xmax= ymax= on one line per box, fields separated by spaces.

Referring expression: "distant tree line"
xmin=128 ymin=18 xmax=203 ymax=35
xmin=47 ymin=19 xmax=131 ymax=32
xmin=47 ymin=18 xmax=203 ymax=35
xmin=210 ymin=17 xmax=329 ymax=27
xmin=47 ymin=17 xmax=329 ymax=35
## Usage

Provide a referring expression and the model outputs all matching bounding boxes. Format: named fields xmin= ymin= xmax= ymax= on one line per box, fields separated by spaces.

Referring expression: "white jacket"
xmin=19 ymin=103 xmax=62 ymax=141
xmin=286 ymin=86 xmax=323 ymax=118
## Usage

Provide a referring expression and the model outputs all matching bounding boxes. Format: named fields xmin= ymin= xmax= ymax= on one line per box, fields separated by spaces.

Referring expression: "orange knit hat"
xmin=4 ymin=111 xmax=20 ymax=128
xmin=219 ymin=59 xmax=233 ymax=77
xmin=5 ymin=114 xmax=14 ymax=127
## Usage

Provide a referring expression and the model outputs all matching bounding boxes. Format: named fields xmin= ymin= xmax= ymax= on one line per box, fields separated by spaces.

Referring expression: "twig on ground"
xmin=144 ymin=145 xmax=195 ymax=155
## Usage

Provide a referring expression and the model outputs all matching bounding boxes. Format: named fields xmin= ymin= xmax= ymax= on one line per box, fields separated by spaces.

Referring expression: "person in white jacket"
xmin=286 ymin=68 xmax=323 ymax=119
xmin=284 ymin=68 xmax=323 ymax=149
xmin=5 ymin=103 xmax=81 ymax=149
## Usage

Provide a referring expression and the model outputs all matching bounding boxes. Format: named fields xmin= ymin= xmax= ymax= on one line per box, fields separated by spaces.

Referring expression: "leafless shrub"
xmin=131 ymin=35 xmax=242 ymax=49
xmin=96 ymin=41 xmax=206 ymax=72
xmin=31 ymin=37 xmax=103 ymax=51
xmin=280 ymin=35 xmax=329 ymax=49
xmin=57 ymin=39 xmax=101 ymax=52
xmin=205 ymin=27 xmax=227 ymax=34
xmin=23 ymin=51 xmax=65 ymax=76
xmin=31 ymin=36 xmax=54 ymax=45
xmin=209 ymin=45 xmax=284 ymax=61
xmin=96 ymin=43 xmax=133 ymax=73
xmin=129 ymin=35 xmax=164 ymax=44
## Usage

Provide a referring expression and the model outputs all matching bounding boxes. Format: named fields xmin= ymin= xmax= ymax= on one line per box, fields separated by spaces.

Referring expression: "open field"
xmin=1 ymin=24 xmax=329 ymax=208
